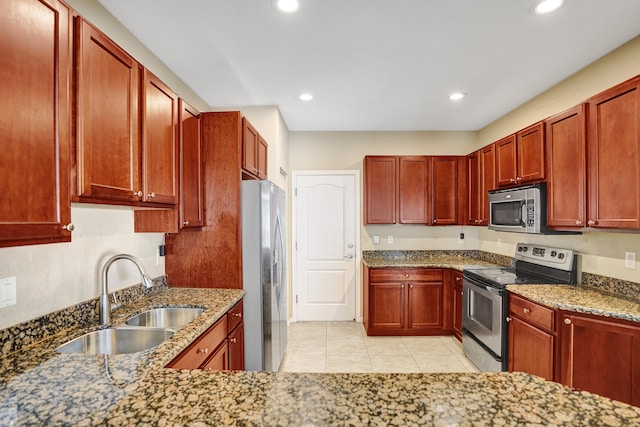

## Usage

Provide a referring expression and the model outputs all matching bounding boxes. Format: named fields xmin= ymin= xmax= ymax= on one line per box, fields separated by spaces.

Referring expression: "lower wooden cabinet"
xmin=364 ymin=267 xmax=444 ymax=336
xmin=508 ymin=294 xmax=556 ymax=381
xmin=167 ymin=300 xmax=244 ymax=371
xmin=452 ymin=271 xmax=463 ymax=342
xmin=559 ymin=311 xmax=640 ymax=407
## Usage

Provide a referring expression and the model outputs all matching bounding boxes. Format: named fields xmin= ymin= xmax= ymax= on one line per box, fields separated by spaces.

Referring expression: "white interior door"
xmin=293 ymin=171 xmax=359 ymax=321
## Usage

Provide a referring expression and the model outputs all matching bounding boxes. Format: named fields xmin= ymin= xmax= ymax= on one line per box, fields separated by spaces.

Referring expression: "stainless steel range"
xmin=462 ymin=243 xmax=578 ymax=372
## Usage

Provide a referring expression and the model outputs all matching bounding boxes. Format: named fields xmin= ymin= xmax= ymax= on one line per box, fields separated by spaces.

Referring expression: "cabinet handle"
xmin=506 ymin=317 xmax=512 ymax=323
xmin=230 ymin=338 xmax=237 ymax=344
xmin=134 ymin=190 xmax=143 ymax=198
xmin=455 ymin=276 xmax=462 ymax=282
xmin=62 ymin=223 xmax=75 ymax=232
xmin=197 ymin=347 xmax=209 ymax=354
xmin=516 ymin=176 xmax=522 ymax=182
xmin=509 ymin=178 xmax=516 ymax=183
xmin=587 ymin=220 xmax=598 ymax=226
xmin=234 ymin=312 xmax=242 ymax=318
xmin=147 ymin=192 xmax=156 ymax=198
xmin=564 ymin=318 xmax=572 ymax=325
xmin=575 ymin=220 xmax=583 ymax=226
xmin=523 ymin=308 xmax=531 ymax=314
xmin=183 ymin=221 xmax=190 ymax=226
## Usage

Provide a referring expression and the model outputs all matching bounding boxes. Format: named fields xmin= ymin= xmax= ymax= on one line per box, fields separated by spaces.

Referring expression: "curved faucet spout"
xmin=100 ymin=254 xmax=154 ymax=326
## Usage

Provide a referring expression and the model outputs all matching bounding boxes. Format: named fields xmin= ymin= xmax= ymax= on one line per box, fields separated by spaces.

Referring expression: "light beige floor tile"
xmin=403 ymin=337 xmax=454 ymax=356
xmin=455 ymin=354 xmax=480 ymax=373
xmin=369 ymin=353 xmax=420 ymax=373
xmin=326 ymin=352 xmax=373 ymax=373
xmin=414 ymin=355 xmax=472 ymax=373
xmin=364 ymin=337 xmax=410 ymax=355
xmin=327 ymin=338 xmax=367 ymax=355
xmin=282 ymin=351 xmax=326 ymax=373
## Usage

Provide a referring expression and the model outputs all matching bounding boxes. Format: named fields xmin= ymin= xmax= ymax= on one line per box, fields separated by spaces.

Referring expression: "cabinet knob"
xmin=197 ymin=347 xmax=209 ymax=354
xmin=455 ymin=276 xmax=461 ymax=282
xmin=506 ymin=317 xmax=512 ymax=323
xmin=575 ymin=220 xmax=583 ymax=226
xmin=516 ymin=176 xmax=522 ymax=182
xmin=509 ymin=178 xmax=516 ymax=183
xmin=62 ymin=223 xmax=75 ymax=232
xmin=134 ymin=190 xmax=143 ymax=198
xmin=183 ymin=221 xmax=190 ymax=226
xmin=564 ymin=318 xmax=572 ymax=325
xmin=587 ymin=220 xmax=598 ymax=226
xmin=234 ymin=312 xmax=242 ymax=318
xmin=433 ymin=219 xmax=437 ymax=224
xmin=230 ymin=338 xmax=237 ymax=344
xmin=523 ymin=308 xmax=531 ymax=314
xmin=405 ymin=273 xmax=409 ymax=278
xmin=147 ymin=192 xmax=156 ymax=198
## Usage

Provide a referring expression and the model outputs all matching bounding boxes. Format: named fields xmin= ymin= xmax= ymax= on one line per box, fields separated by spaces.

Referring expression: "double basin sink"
xmin=56 ymin=307 xmax=204 ymax=355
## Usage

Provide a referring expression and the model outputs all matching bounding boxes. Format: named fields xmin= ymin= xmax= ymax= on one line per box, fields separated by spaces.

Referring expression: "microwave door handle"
xmin=520 ymin=200 xmax=527 ymax=227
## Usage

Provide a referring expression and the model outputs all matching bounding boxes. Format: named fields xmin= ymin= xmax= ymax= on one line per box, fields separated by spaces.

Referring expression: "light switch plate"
xmin=0 ymin=277 xmax=17 ymax=308
xmin=625 ymin=252 xmax=636 ymax=269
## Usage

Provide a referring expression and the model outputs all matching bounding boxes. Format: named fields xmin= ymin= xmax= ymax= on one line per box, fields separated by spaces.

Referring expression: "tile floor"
xmin=280 ymin=321 xmax=480 ymax=374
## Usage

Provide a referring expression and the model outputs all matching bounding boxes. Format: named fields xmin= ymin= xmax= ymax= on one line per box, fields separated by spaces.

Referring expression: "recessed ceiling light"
xmin=299 ymin=93 xmax=313 ymax=101
xmin=448 ymin=92 xmax=466 ymax=101
xmin=534 ymin=0 xmax=564 ymax=14
xmin=273 ymin=0 xmax=300 ymax=14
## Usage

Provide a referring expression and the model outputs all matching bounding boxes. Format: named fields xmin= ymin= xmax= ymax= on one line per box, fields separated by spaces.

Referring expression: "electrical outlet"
xmin=0 ymin=277 xmax=17 ymax=308
xmin=373 ymin=235 xmax=380 ymax=244
xmin=497 ymin=238 xmax=502 ymax=248
xmin=387 ymin=235 xmax=393 ymax=244
xmin=625 ymin=252 xmax=636 ymax=269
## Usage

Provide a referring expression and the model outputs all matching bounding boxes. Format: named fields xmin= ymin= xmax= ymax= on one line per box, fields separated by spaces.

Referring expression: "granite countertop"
xmin=362 ymin=253 xmax=504 ymax=271
xmin=507 ymin=284 xmax=640 ymax=323
xmin=2 ymin=283 xmax=640 ymax=425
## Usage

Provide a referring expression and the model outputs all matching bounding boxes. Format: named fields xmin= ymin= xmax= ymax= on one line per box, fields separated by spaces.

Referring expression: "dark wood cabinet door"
xmin=257 ymin=135 xmax=268 ymax=180
xmin=430 ymin=156 xmax=459 ymax=225
xmin=480 ymin=144 xmax=496 ymax=224
xmin=179 ymin=100 xmax=204 ymax=228
xmin=142 ymin=69 xmax=179 ymax=205
xmin=559 ymin=312 xmax=640 ymax=406
xmin=588 ymin=77 xmax=640 ymax=229
xmin=452 ymin=272 xmax=463 ymax=341
xmin=242 ymin=118 xmax=259 ymax=176
xmin=74 ymin=17 xmax=141 ymax=203
xmin=364 ymin=156 xmax=397 ymax=224
xmin=369 ymin=283 xmax=404 ymax=330
xmin=202 ymin=341 xmax=229 ymax=372
xmin=407 ymin=282 xmax=443 ymax=329
xmin=228 ymin=323 xmax=245 ymax=371
xmin=495 ymin=135 xmax=517 ymax=187
xmin=399 ymin=157 xmax=429 ymax=224
xmin=508 ymin=316 xmax=554 ymax=381
xmin=467 ymin=150 xmax=482 ymax=225
xmin=516 ymin=122 xmax=545 ymax=184
xmin=0 ymin=0 xmax=72 ymax=247
xmin=545 ymin=105 xmax=587 ymax=229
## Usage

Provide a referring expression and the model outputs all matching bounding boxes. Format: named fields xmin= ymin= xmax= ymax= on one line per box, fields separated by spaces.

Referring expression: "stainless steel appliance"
xmin=462 ymin=243 xmax=577 ymax=372
xmin=242 ymin=180 xmax=287 ymax=372
xmin=488 ymin=183 xmax=546 ymax=234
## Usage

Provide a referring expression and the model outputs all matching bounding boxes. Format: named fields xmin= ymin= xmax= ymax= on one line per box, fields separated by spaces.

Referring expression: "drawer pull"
xmin=564 ymin=318 xmax=572 ymax=325
xmin=197 ymin=347 xmax=209 ymax=354
xmin=523 ymin=308 xmax=531 ymax=314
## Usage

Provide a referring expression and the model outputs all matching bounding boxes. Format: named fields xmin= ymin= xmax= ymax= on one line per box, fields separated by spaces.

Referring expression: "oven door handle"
xmin=464 ymin=275 xmax=505 ymax=295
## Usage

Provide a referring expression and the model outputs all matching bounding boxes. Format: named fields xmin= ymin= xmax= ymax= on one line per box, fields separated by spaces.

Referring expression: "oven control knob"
xmin=558 ymin=253 xmax=565 ymax=260
xmin=551 ymin=251 xmax=557 ymax=257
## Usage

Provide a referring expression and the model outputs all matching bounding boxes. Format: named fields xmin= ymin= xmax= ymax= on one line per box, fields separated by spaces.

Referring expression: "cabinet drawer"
xmin=370 ymin=268 xmax=443 ymax=282
xmin=227 ymin=300 xmax=243 ymax=333
xmin=510 ymin=294 xmax=555 ymax=332
xmin=167 ymin=315 xmax=228 ymax=369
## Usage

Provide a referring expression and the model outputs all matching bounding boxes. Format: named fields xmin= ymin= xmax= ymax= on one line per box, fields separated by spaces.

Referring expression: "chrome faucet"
xmin=99 ymin=254 xmax=154 ymax=325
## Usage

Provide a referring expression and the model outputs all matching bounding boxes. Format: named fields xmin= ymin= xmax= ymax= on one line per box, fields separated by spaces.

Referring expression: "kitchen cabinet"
xmin=507 ymin=294 xmax=556 ymax=381
xmin=399 ymin=157 xmax=429 ymax=224
xmin=0 ymin=0 xmax=73 ymax=248
xmin=452 ymin=271 xmax=463 ymax=342
xmin=167 ymin=299 xmax=245 ymax=371
xmin=545 ymin=105 xmax=588 ymax=229
xmin=559 ymin=311 xmax=640 ymax=407
xmin=73 ymin=17 xmax=142 ymax=204
xmin=495 ymin=122 xmax=545 ymax=187
xmin=587 ymin=76 xmax=640 ymax=229
xmin=364 ymin=155 xmax=465 ymax=225
xmin=165 ymin=112 xmax=244 ymax=289
xmin=364 ymin=267 xmax=444 ymax=336
xmin=467 ymin=144 xmax=495 ymax=226
xmin=364 ymin=156 xmax=397 ymax=224
xmin=141 ymin=69 xmax=179 ymax=205
xmin=178 ymin=100 xmax=204 ymax=229
xmin=242 ymin=118 xmax=268 ymax=180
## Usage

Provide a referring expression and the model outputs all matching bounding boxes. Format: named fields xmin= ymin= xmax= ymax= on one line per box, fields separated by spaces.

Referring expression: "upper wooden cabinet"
xmin=241 ymin=118 xmax=268 ymax=180
xmin=141 ymin=69 xmax=179 ymax=205
xmin=73 ymin=17 xmax=142 ymax=204
xmin=178 ymin=100 xmax=204 ymax=229
xmin=0 ymin=0 xmax=72 ymax=247
xmin=467 ymin=144 xmax=496 ymax=226
xmin=495 ymin=123 xmax=545 ymax=187
xmin=364 ymin=156 xmax=398 ymax=224
xmin=587 ymin=76 xmax=640 ymax=229
xmin=545 ymin=105 xmax=587 ymax=229
xmin=364 ymin=156 xmax=465 ymax=225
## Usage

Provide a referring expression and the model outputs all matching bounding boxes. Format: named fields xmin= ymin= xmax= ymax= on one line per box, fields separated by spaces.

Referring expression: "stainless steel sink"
xmin=125 ymin=307 xmax=205 ymax=329
xmin=55 ymin=327 xmax=174 ymax=355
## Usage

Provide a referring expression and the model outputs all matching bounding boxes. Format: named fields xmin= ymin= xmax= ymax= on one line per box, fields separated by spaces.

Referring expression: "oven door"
xmin=462 ymin=275 xmax=505 ymax=358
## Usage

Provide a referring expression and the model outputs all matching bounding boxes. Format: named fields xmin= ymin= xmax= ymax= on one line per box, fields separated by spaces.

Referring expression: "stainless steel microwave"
xmin=488 ymin=183 xmax=546 ymax=233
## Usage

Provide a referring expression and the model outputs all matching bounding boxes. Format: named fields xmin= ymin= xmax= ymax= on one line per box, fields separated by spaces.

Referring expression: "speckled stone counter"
xmin=507 ymin=284 xmax=640 ymax=323
xmin=362 ymin=250 xmax=509 ymax=270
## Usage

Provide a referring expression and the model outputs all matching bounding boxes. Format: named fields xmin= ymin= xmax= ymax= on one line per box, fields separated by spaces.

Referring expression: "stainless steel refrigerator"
xmin=241 ymin=180 xmax=287 ymax=372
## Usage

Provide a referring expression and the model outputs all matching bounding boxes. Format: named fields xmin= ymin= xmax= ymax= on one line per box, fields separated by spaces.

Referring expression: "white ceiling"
xmin=97 ymin=0 xmax=640 ymax=132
